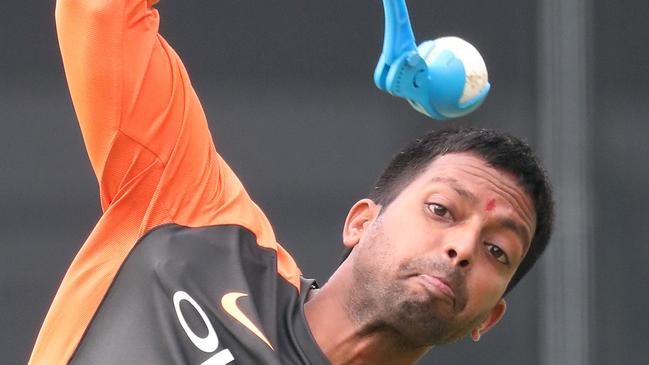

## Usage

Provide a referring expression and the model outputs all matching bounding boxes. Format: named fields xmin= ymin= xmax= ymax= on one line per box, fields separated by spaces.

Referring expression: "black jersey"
xmin=70 ymin=224 xmax=330 ymax=364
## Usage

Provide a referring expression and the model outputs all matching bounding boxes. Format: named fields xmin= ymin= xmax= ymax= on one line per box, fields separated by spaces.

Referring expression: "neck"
xmin=304 ymin=265 xmax=429 ymax=365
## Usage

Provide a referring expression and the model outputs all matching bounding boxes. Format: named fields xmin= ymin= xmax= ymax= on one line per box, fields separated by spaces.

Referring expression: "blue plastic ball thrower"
xmin=374 ymin=0 xmax=491 ymax=120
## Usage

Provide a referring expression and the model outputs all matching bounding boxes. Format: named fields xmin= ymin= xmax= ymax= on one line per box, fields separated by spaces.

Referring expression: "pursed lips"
xmin=414 ymin=274 xmax=457 ymax=308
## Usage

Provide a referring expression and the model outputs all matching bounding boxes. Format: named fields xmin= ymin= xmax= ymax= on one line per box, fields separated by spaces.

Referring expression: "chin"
xmin=387 ymin=296 xmax=467 ymax=347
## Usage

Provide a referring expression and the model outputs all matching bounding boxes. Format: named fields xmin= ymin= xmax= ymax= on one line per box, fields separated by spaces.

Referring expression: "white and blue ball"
xmin=410 ymin=36 xmax=490 ymax=119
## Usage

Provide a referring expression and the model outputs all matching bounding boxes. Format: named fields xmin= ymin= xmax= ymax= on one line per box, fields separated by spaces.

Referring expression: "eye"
xmin=486 ymin=243 xmax=509 ymax=265
xmin=427 ymin=203 xmax=453 ymax=220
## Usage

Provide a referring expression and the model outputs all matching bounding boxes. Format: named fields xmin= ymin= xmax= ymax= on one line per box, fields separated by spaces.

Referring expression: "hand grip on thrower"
xmin=374 ymin=0 xmax=491 ymax=120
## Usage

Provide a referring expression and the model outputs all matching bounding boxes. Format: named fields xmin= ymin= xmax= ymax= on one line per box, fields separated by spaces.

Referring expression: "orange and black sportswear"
xmin=30 ymin=1 xmax=329 ymax=364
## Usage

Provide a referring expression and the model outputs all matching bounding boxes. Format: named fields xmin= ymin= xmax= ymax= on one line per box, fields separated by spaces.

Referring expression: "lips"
xmin=415 ymin=274 xmax=456 ymax=305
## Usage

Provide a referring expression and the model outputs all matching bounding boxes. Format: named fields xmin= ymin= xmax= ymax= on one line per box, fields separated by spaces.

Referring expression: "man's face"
xmin=344 ymin=152 xmax=536 ymax=347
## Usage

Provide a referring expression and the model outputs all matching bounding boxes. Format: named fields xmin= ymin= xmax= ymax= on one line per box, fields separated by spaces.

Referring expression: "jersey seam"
xmin=67 ymin=224 xmax=300 ymax=364
xmin=103 ymin=2 xmax=167 ymax=193
xmin=66 ymin=222 xmax=179 ymax=365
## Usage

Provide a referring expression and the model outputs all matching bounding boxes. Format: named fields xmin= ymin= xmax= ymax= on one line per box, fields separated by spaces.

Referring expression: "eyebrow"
xmin=494 ymin=217 xmax=531 ymax=250
xmin=428 ymin=177 xmax=478 ymax=203
xmin=428 ymin=176 xmax=531 ymax=248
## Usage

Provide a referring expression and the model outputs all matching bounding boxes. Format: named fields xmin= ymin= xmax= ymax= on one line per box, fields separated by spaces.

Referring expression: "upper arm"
xmin=56 ymin=0 xmax=156 ymax=174
xmin=55 ymin=0 xmax=215 ymax=211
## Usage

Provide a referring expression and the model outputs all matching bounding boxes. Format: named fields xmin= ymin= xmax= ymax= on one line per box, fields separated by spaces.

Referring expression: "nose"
xmin=446 ymin=247 xmax=470 ymax=268
xmin=444 ymin=232 xmax=479 ymax=269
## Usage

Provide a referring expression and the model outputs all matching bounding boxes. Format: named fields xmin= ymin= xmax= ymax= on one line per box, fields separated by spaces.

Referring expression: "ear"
xmin=342 ymin=199 xmax=380 ymax=249
xmin=471 ymin=299 xmax=507 ymax=342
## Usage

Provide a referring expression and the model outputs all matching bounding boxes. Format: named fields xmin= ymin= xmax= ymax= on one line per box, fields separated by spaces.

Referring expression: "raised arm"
xmin=56 ymin=0 xmax=212 ymax=210
xmin=32 ymin=3 xmax=301 ymax=363
xmin=57 ymin=0 xmax=157 ymax=175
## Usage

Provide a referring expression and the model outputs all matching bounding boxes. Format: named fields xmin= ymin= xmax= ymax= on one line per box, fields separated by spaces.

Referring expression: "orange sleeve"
xmin=31 ymin=1 xmax=300 ymax=363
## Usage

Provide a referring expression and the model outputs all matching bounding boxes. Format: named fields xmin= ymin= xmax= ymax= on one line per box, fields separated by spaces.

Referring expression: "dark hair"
xmin=341 ymin=127 xmax=554 ymax=295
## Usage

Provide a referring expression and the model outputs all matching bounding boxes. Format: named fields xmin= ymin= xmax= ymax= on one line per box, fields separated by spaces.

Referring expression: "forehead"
xmin=406 ymin=152 xmax=536 ymax=228
xmin=415 ymin=152 xmax=523 ymax=189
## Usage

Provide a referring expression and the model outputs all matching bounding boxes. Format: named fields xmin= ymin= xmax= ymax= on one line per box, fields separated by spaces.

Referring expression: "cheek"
xmin=384 ymin=208 xmax=439 ymax=248
xmin=356 ymin=222 xmax=399 ymax=270
xmin=464 ymin=270 xmax=507 ymax=312
xmin=361 ymin=223 xmax=422 ymax=278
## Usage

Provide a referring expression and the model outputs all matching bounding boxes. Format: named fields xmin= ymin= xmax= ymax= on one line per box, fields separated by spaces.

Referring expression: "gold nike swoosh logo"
xmin=221 ymin=292 xmax=274 ymax=350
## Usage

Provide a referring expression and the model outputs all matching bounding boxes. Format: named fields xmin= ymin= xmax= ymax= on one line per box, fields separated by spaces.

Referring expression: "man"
xmin=31 ymin=0 xmax=553 ymax=364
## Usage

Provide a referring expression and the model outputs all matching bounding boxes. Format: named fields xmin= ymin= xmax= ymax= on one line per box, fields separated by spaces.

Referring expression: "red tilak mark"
xmin=485 ymin=199 xmax=497 ymax=212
